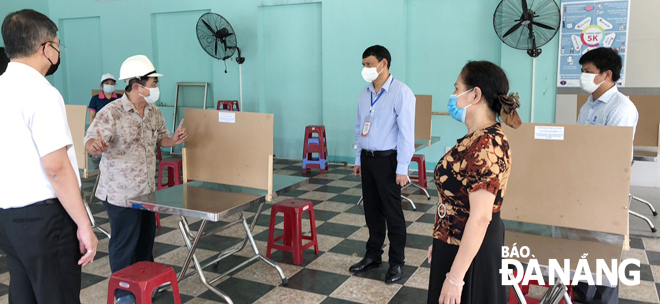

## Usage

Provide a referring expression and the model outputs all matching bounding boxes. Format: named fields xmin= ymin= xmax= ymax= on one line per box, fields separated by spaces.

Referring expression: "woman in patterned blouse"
xmin=427 ymin=61 xmax=521 ymax=304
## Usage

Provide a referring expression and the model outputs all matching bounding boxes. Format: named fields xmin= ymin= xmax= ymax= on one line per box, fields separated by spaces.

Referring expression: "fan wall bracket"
xmin=527 ymin=48 xmax=542 ymax=58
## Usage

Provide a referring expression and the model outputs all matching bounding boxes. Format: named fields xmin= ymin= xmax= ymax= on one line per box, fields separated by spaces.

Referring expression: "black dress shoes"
xmin=349 ymin=257 xmax=382 ymax=273
xmin=385 ymin=264 xmax=403 ymax=284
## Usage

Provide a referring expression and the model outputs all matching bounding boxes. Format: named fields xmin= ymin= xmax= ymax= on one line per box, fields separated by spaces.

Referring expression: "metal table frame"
xmin=84 ymin=172 xmax=111 ymax=239
xmin=508 ymin=273 xmax=573 ymax=304
xmin=128 ymin=178 xmax=307 ymax=304
xmin=630 ymin=156 xmax=659 ymax=232
xmin=171 ymin=201 xmax=286 ymax=304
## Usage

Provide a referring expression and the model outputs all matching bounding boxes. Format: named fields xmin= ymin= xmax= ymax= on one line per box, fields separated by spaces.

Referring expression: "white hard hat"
xmin=118 ymin=55 xmax=163 ymax=81
xmin=100 ymin=73 xmax=116 ymax=83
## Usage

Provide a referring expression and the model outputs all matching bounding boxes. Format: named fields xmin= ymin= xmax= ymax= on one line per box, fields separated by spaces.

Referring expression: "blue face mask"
xmin=447 ymin=89 xmax=474 ymax=123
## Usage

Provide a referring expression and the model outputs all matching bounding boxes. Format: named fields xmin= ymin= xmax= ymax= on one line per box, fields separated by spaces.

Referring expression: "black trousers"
xmin=574 ymin=282 xmax=619 ymax=304
xmin=0 ymin=200 xmax=82 ymax=304
xmin=361 ymin=152 xmax=407 ymax=265
xmin=427 ymin=213 xmax=506 ymax=304
xmin=102 ymin=201 xmax=157 ymax=298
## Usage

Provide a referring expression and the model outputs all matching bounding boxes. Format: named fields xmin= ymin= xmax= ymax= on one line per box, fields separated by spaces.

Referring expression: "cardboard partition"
xmin=65 ymin=105 xmax=88 ymax=172
xmin=414 ymin=95 xmax=432 ymax=141
xmin=502 ymin=123 xmax=632 ymax=237
xmin=92 ymin=89 xmax=125 ymax=97
xmin=183 ymin=109 xmax=274 ymax=195
xmin=577 ymin=94 xmax=660 ymax=148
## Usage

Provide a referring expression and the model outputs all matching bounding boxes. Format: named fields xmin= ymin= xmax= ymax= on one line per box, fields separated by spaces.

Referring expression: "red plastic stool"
xmin=156 ymin=147 xmax=182 ymax=189
xmin=217 ymin=100 xmax=239 ymax=111
xmin=507 ymin=270 xmax=573 ymax=304
xmin=266 ymin=199 xmax=319 ymax=265
xmin=155 ymin=147 xmax=183 ymax=227
xmin=409 ymin=154 xmax=427 ymax=193
xmin=157 ymin=159 xmax=182 ymax=189
xmin=302 ymin=126 xmax=329 ymax=173
xmin=107 ymin=261 xmax=181 ymax=304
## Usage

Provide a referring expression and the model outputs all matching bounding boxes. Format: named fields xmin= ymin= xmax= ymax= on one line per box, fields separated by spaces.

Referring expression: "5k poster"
xmin=557 ymin=0 xmax=630 ymax=87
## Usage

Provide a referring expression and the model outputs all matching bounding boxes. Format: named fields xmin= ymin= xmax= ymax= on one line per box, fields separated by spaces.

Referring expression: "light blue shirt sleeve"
xmin=354 ymin=100 xmax=363 ymax=166
xmin=607 ymin=102 xmax=638 ymax=138
xmin=394 ymin=89 xmax=416 ymax=175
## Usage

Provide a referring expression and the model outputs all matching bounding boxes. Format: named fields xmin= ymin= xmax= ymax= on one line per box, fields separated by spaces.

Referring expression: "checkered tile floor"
xmin=0 ymin=158 xmax=659 ymax=303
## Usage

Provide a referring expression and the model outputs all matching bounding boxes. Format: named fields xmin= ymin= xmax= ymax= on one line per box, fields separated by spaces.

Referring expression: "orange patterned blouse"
xmin=433 ymin=123 xmax=511 ymax=245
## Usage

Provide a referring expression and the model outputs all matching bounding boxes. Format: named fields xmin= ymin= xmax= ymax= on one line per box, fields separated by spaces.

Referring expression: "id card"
xmin=361 ymin=111 xmax=374 ymax=137
xmin=361 ymin=121 xmax=371 ymax=137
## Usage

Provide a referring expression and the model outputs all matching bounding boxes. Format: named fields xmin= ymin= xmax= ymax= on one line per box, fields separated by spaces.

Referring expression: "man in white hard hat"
xmin=84 ymin=55 xmax=187 ymax=304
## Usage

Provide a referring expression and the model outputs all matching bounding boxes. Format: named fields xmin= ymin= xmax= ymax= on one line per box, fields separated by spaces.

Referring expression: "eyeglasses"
xmin=41 ymin=41 xmax=66 ymax=52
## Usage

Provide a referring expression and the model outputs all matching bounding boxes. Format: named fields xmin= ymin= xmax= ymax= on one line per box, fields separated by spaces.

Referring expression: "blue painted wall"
xmin=404 ymin=0 xmax=504 ymax=169
xmin=58 ymin=17 xmax=103 ymax=105
xmin=1 ymin=0 xmax=563 ymax=169
xmin=261 ymin=3 xmax=323 ymax=159
xmin=0 ymin=0 xmax=49 ymax=45
xmin=500 ymin=0 xmax=561 ymax=126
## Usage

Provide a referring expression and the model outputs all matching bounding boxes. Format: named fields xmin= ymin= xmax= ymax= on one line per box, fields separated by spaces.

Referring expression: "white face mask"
xmin=103 ymin=84 xmax=115 ymax=94
xmin=361 ymin=61 xmax=383 ymax=83
xmin=579 ymin=73 xmax=605 ymax=94
xmin=139 ymin=85 xmax=160 ymax=104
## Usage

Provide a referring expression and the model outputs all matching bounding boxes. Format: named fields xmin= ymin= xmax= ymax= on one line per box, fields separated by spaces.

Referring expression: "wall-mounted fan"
xmin=196 ymin=12 xmax=246 ymax=109
xmin=494 ymin=0 xmax=560 ymax=57
xmin=493 ymin=0 xmax=560 ymax=122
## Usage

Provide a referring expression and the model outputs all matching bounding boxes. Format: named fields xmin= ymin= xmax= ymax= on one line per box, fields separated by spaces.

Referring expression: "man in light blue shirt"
xmin=575 ymin=47 xmax=637 ymax=304
xmin=577 ymin=48 xmax=638 ymax=134
xmin=349 ymin=45 xmax=415 ymax=284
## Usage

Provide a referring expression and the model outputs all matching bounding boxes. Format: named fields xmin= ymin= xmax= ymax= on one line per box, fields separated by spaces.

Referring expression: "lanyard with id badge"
xmin=361 ymin=89 xmax=385 ymax=137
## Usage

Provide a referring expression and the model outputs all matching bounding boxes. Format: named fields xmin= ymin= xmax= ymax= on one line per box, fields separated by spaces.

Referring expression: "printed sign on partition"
xmin=557 ymin=0 xmax=630 ymax=87
xmin=218 ymin=112 xmax=236 ymax=123
xmin=534 ymin=126 xmax=565 ymax=141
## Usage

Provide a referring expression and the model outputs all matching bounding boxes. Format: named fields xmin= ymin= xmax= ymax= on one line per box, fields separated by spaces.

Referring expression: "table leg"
xmin=563 ymin=290 xmax=573 ymax=304
xmin=88 ymin=173 xmax=100 ymax=206
xmin=84 ymin=197 xmax=111 ymax=239
xmin=212 ymin=201 xmax=267 ymax=262
xmin=177 ymin=219 xmax=234 ymax=304
xmin=85 ymin=174 xmax=110 ymax=239
xmin=181 ymin=216 xmax=194 ymax=239
xmin=241 ymin=216 xmax=288 ymax=285
xmin=178 ymin=219 xmax=206 ymax=280
xmin=509 ymin=273 xmax=528 ymax=304
xmin=170 ymin=208 xmax=287 ymax=303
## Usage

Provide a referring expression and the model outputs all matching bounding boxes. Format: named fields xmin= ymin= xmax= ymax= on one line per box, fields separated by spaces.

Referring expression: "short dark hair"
xmin=460 ymin=61 xmax=512 ymax=117
xmin=1 ymin=9 xmax=58 ymax=59
xmin=362 ymin=45 xmax=391 ymax=68
xmin=124 ymin=77 xmax=156 ymax=92
xmin=578 ymin=47 xmax=622 ymax=82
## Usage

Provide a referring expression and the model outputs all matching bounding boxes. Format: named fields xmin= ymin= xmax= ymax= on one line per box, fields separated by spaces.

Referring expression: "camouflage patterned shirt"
xmin=84 ymin=95 xmax=170 ymax=207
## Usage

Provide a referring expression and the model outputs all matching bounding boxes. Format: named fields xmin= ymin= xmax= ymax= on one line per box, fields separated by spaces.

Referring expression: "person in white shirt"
xmin=577 ymin=47 xmax=638 ymax=134
xmin=0 ymin=9 xmax=97 ymax=304
xmin=574 ymin=47 xmax=637 ymax=304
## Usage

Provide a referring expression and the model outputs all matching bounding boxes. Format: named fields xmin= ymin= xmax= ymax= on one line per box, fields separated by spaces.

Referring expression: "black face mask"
xmin=45 ymin=44 xmax=60 ymax=76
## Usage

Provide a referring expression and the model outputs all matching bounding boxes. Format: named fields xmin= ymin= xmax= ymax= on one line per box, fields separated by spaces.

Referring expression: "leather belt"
xmin=34 ymin=198 xmax=59 ymax=205
xmin=361 ymin=149 xmax=396 ymax=157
